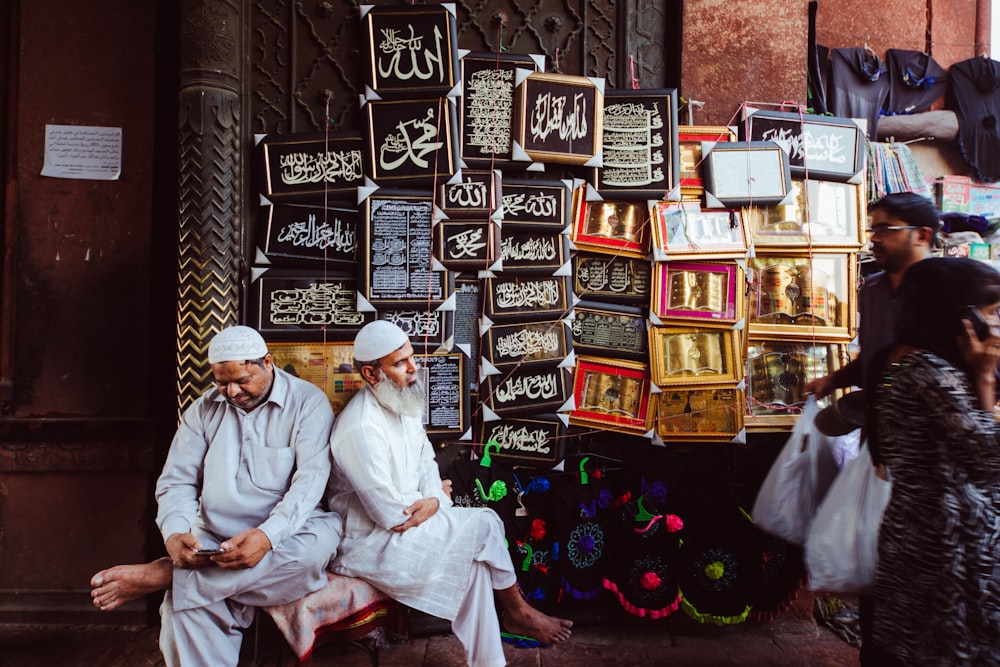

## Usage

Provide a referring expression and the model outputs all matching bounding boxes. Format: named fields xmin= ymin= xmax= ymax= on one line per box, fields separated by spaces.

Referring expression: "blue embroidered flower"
xmin=567 ymin=521 xmax=605 ymax=569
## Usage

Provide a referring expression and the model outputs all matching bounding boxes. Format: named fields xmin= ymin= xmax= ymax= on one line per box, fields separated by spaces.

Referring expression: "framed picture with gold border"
xmin=648 ymin=325 xmax=742 ymax=388
xmin=654 ymin=387 xmax=744 ymax=441
xmin=570 ymin=356 xmax=651 ymax=435
xmin=513 ymin=72 xmax=604 ymax=165
xmin=361 ymin=4 xmax=459 ymax=98
xmin=678 ymin=125 xmax=736 ymax=200
xmin=651 ymin=261 xmax=744 ymax=324
xmin=745 ymin=339 xmax=850 ymax=430
xmin=743 ymin=179 xmax=866 ymax=249
xmin=650 ymin=201 xmax=749 ymax=260
xmin=571 ymin=187 xmax=651 ymax=259
xmin=269 ymin=341 xmax=363 ymax=415
xmin=364 ymin=97 xmax=459 ymax=185
xmin=747 ymin=252 xmax=857 ymax=341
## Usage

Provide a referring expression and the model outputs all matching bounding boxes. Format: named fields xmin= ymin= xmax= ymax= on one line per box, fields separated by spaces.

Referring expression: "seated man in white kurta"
xmin=89 ymin=326 xmax=342 ymax=667
xmin=327 ymin=321 xmax=573 ymax=667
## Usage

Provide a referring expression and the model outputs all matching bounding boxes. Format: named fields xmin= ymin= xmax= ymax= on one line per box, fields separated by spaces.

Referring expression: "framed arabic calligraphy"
xmin=482 ymin=365 xmax=573 ymax=418
xmin=257 ymin=132 xmax=366 ymax=202
xmin=250 ymin=270 xmax=373 ymax=340
xmin=746 ymin=252 xmax=857 ymax=341
xmin=437 ymin=169 xmax=501 ymax=220
xmin=482 ymin=319 xmax=571 ymax=371
xmin=360 ymin=192 xmax=454 ymax=308
xmin=513 ymin=72 xmax=604 ymax=166
xmin=571 ymin=300 xmax=648 ymax=361
xmin=655 ymin=387 xmax=744 ymax=441
xmin=572 ymin=253 xmax=651 ymax=304
xmin=365 ymin=97 xmax=459 ymax=185
xmin=651 ymin=261 xmax=744 ymax=324
xmin=258 ymin=203 xmax=358 ymax=268
xmin=500 ymin=179 xmax=571 ymax=233
xmin=478 ymin=414 xmax=567 ymax=468
xmin=650 ymin=202 xmax=749 ymax=260
xmin=499 ymin=232 xmax=570 ymax=275
xmin=570 ymin=356 xmax=651 ymax=435
xmin=269 ymin=342 xmax=364 ymax=415
xmin=596 ymin=88 xmax=680 ymax=200
xmin=415 ymin=351 xmax=469 ymax=439
xmin=376 ymin=307 xmax=454 ymax=353
xmin=678 ymin=126 xmax=735 ymax=201
xmin=742 ymin=179 xmax=866 ymax=249
xmin=459 ymin=51 xmax=541 ymax=168
xmin=361 ymin=4 xmax=459 ymax=98
xmin=482 ymin=275 xmax=570 ymax=323
xmin=702 ymin=141 xmax=792 ymax=209
xmin=571 ymin=190 xmax=651 ymax=259
xmin=433 ymin=220 xmax=497 ymax=272
xmin=648 ymin=325 xmax=742 ymax=388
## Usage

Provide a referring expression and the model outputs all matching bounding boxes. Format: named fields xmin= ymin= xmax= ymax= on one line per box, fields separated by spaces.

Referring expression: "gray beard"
xmin=371 ymin=376 xmax=426 ymax=417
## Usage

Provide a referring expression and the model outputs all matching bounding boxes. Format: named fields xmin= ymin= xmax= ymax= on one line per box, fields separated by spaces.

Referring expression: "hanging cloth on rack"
xmin=884 ymin=49 xmax=948 ymax=115
xmin=827 ymin=47 xmax=890 ymax=139
xmin=948 ymin=56 xmax=1000 ymax=183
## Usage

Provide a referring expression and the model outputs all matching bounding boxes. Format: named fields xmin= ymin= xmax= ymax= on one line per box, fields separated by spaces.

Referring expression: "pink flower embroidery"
xmin=665 ymin=514 xmax=684 ymax=532
xmin=640 ymin=571 xmax=662 ymax=591
xmin=530 ymin=518 xmax=547 ymax=541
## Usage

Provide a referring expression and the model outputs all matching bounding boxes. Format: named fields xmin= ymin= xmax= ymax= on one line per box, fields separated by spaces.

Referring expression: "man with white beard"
xmin=327 ymin=321 xmax=572 ymax=667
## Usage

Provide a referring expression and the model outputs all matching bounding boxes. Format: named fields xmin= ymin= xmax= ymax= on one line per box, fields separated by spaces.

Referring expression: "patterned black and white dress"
xmin=872 ymin=349 xmax=1000 ymax=666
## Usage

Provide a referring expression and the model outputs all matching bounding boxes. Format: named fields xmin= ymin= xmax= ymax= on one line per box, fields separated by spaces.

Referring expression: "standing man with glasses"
xmin=804 ymin=191 xmax=940 ymax=666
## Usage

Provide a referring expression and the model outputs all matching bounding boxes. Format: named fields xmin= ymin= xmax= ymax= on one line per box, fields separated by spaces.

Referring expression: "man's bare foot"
xmin=90 ymin=557 xmax=173 ymax=611
xmin=502 ymin=603 xmax=573 ymax=644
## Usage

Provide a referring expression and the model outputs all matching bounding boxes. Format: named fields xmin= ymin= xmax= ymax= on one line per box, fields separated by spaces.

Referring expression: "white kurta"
xmin=327 ymin=385 xmax=493 ymax=621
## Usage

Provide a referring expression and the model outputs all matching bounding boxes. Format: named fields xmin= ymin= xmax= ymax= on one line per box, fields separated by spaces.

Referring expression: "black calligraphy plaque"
xmin=361 ymin=193 xmax=453 ymax=307
xmin=454 ymin=275 xmax=482 ymax=392
xmin=415 ymin=352 xmax=469 ymax=439
xmin=572 ymin=253 xmax=652 ymax=303
xmin=571 ymin=300 xmax=649 ymax=361
xmin=500 ymin=179 xmax=571 ymax=232
xmin=596 ymin=89 xmax=680 ymax=200
xmin=361 ymin=4 xmax=459 ymax=98
xmin=258 ymin=132 xmax=365 ymax=202
xmin=250 ymin=271 xmax=373 ymax=340
xmin=514 ymin=72 xmax=603 ymax=165
xmin=499 ymin=232 xmax=570 ymax=275
xmin=482 ymin=366 xmax=573 ymax=417
xmin=483 ymin=319 xmax=571 ymax=371
xmin=258 ymin=203 xmax=358 ymax=268
xmin=479 ymin=414 xmax=567 ymax=468
xmin=459 ymin=51 xmax=540 ymax=168
xmin=741 ymin=109 xmax=864 ymax=182
xmin=433 ymin=220 xmax=497 ymax=272
xmin=365 ymin=98 xmax=459 ymax=186
xmin=438 ymin=169 xmax=501 ymax=220
xmin=377 ymin=308 xmax=454 ymax=353
xmin=482 ymin=275 xmax=570 ymax=323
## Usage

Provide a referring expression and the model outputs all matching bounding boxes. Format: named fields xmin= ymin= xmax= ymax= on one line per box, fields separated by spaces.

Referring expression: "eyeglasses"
xmin=865 ymin=224 xmax=919 ymax=238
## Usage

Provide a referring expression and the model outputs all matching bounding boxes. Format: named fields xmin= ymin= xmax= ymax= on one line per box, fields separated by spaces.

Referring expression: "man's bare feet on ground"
xmin=503 ymin=604 xmax=573 ymax=644
xmin=90 ymin=557 xmax=173 ymax=611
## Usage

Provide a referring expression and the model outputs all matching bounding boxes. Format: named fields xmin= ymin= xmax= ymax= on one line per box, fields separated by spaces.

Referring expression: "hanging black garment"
xmin=827 ymin=47 xmax=890 ymax=138
xmin=885 ymin=49 xmax=948 ymax=115
xmin=806 ymin=2 xmax=828 ymax=114
xmin=948 ymin=56 xmax=1000 ymax=183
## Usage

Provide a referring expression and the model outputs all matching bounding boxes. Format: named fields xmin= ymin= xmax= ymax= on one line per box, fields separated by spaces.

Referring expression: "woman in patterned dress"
xmin=866 ymin=257 xmax=1000 ymax=666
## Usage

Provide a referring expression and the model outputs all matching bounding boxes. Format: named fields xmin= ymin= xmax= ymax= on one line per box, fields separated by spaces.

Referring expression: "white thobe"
xmin=154 ymin=368 xmax=342 ymax=667
xmin=328 ymin=386 xmax=516 ymax=667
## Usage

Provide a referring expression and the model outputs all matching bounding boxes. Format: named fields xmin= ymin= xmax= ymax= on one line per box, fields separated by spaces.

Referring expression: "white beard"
xmin=371 ymin=375 xmax=426 ymax=417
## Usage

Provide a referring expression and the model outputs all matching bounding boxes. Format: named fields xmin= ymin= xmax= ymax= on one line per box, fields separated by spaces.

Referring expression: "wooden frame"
xmin=571 ymin=189 xmax=651 ymax=259
xmin=258 ymin=132 xmax=366 ymax=202
xmin=745 ymin=339 xmax=850 ymax=430
xmin=571 ymin=300 xmax=648 ymax=361
xmin=570 ymin=356 xmax=651 ymax=435
xmin=415 ymin=351 xmax=469 ymax=439
xmin=702 ymin=141 xmax=792 ymax=209
xmin=482 ymin=365 xmax=573 ymax=417
xmin=482 ymin=275 xmax=570 ymax=323
xmin=655 ymin=387 xmax=744 ymax=441
xmin=652 ymin=261 xmax=744 ymax=324
xmin=478 ymin=414 xmax=567 ymax=468
xmin=376 ymin=307 xmax=454 ymax=353
xmin=596 ymin=88 xmax=680 ymax=200
xmin=500 ymin=179 xmax=571 ymax=232
xmin=269 ymin=341 xmax=364 ymax=415
xmin=648 ymin=325 xmax=742 ymax=387
xmin=433 ymin=220 xmax=497 ymax=272
xmin=743 ymin=179 xmax=866 ymax=249
xmin=258 ymin=203 xmax=358 ymax=268
xmin=250 ymin=271 xmax=372 ymax=340
xmin=360 ymin=192 xmax=453 ymax=308
xmin=573 ymin=253 xmax=651 ymax=304
xmin=365 ymin=97 xmax=459 ymax=185
xmin=650 ymin=201 xmax=749 ymax=260
xmin=499 ymin=232 xmax=570 ymax=275
xmin=513 ymin=72 xmax=604 ymax=165
xmin=361 ymin=4 xmax=459 ymax=98
xmin=741 ymin=108 xmax=865 ymax=183
xmin=437 ymin=169 xmax=501 ymax=220
xmin=747 ymin=252 xmax=857 ymax=341
xmin=678 ymin=125 xmax=736 ymax=200
xmin=458 ymin=51 xmax=541 ymax=168
xmin=483 ymin=319 xmax=571 ymax=371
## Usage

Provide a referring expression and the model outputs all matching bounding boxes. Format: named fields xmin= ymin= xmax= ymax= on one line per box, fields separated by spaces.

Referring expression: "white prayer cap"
xmin=353 ymin=321 xmax=409 ymax=362
xmin=208 ymin=326 xmax=268 ymax=364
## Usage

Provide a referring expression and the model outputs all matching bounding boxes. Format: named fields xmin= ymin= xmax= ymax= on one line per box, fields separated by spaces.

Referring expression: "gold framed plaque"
xmin=648 ymin=325 xmax=742 ymax=388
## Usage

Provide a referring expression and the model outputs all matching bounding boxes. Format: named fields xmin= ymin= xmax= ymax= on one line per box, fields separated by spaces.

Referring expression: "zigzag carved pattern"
xmin=175 ymin=90 xmax=242 ymax=418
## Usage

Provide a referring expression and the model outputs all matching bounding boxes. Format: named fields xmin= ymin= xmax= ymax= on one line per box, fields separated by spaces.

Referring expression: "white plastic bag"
xmin=805 ymin=444 xmax=891 ymax=594
xmin=751 ymin=397 xmax=840 ymax=545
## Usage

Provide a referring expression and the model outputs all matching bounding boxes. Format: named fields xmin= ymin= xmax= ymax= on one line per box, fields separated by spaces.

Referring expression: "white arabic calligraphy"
xmin=529 ymin=92 xmax=588 ymax=142
xmin=493 ymin=373 xmax=559 ymax=403
xmin=275 ymin=214 xmax=356 ymax=253
xmin=379 ymin=107 xmax=445 ymax=171
xmin=278 ymin=149 xmax=364 ymax=186
xmin=377 ymin=24 xmax=445 ymax=83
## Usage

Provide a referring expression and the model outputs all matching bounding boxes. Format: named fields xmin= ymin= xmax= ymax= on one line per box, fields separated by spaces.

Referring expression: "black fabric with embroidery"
xmin=827 ymin=47 xmax=890 ymax=138
xmin=885 ymin=49 xmax=948 ymax=115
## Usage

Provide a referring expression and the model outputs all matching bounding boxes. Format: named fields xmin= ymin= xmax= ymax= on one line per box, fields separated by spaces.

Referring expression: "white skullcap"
xmin=353 ymin=320 xmax=409 ymax=362
xmin=208 ymin=326 xmax=268 ymax=364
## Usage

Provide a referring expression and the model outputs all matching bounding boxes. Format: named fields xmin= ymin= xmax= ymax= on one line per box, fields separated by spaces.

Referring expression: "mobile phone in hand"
xmin=194 ymin=548 xmax=225 ymax=555
xmin=965 ymin=305 xmax=991 ymax=342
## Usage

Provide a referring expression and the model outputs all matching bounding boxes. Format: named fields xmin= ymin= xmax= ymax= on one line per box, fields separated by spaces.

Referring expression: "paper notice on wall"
xmin=41 ymin=124 xmax=122 ymax=180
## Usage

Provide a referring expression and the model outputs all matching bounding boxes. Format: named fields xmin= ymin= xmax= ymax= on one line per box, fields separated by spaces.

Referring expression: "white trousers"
xmin=159 ymin=512 xmax=341 ymax=667
xmin=450 ymin=511 xmax=518 ymax=667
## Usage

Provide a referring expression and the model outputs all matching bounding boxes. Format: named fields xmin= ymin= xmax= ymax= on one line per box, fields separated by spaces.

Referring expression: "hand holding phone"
xmin=194 ymin=548 xmax=226 ymax=556
xmin=965 ymin=305 xmax=991 ymax=342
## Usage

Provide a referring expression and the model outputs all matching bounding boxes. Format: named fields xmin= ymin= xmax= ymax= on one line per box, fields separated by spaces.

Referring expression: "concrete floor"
xmin=0 ymin=593 xmax=859 ymax=667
